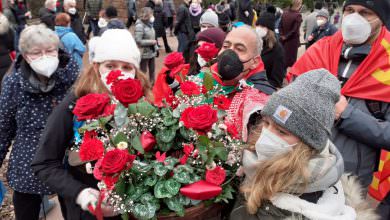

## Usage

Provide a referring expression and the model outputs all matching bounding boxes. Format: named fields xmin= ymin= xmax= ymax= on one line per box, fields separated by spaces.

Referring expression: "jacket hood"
xmin=271 ymin=181 xmax=356 ymax=220
xmin=55 ymin=26 xmax=72 ymax=36
xmin=107 ymin=19 xmax=126 ymax=29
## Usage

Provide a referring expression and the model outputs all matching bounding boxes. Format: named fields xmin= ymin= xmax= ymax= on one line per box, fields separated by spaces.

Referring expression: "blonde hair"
xmin=242 ymin=121 xmax=317 ymax=214
xmin=74 ymin=64 xmax=153 ymax=102
xmin=264 ymin=29 xmax=277 ymax=50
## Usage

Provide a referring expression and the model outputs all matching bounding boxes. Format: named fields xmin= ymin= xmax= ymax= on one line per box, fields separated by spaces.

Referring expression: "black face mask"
xmin=217 ymin=49 xmax=252 ymax=81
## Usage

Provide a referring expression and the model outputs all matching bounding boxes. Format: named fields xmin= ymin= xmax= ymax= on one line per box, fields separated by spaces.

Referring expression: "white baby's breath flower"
xmin=207 ymin=132 xmax=213 ymax=138
xmin=117 ymin=141 xmax=128 ymax=150
xmin=206 ymin=161 xmax=216 ymax=170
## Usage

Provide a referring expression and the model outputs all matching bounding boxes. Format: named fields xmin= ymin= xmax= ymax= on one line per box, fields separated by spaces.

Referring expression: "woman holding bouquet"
xmin=31 ymin=29 xmax=152 ymax=220
xmin=230 ymin=69 xmax=376 ymax=219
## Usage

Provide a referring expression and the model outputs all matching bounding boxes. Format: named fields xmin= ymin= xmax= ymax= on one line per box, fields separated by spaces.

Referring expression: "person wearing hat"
xmin=229 ymin=69 xmax=378 ymax=220
xmin=199 ymin=9 xmax=219 ymax=32
xmin=255 ymin=12 xmax=286 ymax=88
xmin=31 ymin=29 xmax=152 ymax=220
xmin=307 ymin=9 xmax=338 ymax=48
xmin=288 ymin=2 xmax=390 ymax=216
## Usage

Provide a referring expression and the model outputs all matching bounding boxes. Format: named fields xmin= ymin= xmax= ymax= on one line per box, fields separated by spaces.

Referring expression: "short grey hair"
xmin=63 ymin=0 xmax=76 ymax=6
xmin=19 ymin=24 xmax=60 ymax=54
xmin=237 ymin=25 xmax=263 ymax=56
xmin=44 ymin=0 xmax=56 ymax=8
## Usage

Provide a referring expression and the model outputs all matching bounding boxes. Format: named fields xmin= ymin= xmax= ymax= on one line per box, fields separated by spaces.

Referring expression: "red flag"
xmin=290 ymin=26 xmax=390 ymax=103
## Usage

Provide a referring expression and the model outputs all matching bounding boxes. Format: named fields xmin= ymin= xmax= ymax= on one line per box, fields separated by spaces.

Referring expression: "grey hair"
xmin=63 ymin=0 xmax=76 ymax=6
xmin=19 ymin=24 xmax=60 ymax=54
xmin=44 ymin=0 xmax=56 ymax=8
xmin=140 ymin=7 xmax=153 ymax=21
xmin=238 ymin=25 xmax=263 ymax=56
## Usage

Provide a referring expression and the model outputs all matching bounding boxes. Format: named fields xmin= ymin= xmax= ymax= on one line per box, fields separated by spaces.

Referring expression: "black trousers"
xmin=166 ymin=17 xmax=174 ymax=31
xmin=13 ymin=191 xmax=42 ymax=220
xmin=156 ymin=32 xmax=172 ymax=52
xmin=127 ymin=16 xmax=136 ymax=28
xmin=140 ymin=58 xmax=155 ymax=84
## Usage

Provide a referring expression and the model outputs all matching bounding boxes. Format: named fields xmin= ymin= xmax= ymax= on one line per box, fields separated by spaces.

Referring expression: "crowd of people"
xmin=0 ymin=0 xmax=389 ymax=220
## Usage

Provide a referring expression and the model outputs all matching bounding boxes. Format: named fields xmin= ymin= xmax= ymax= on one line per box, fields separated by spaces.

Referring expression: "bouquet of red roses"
xmin=71 ymin=69 xmax=242 ymax=220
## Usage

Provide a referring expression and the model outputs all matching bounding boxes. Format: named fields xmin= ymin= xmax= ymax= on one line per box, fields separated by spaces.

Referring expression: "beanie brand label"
xmin=273 ymin=105 xmax=292 ymax=124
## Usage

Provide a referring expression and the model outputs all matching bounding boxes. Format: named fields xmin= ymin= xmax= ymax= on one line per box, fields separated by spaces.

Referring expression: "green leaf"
xmin=198 ymin=135 xmax=211 ymax=147
xmin=130 ymin=135 xmax=144 ymax=154
xmin=144 ymin=175 xmax=158 ymax=187
xmin=203 ymin=71 xmax=214 ymax=91
xmin=154 ymin=181 xmax=172 ymax=198
xmin=198 ymin=145 xmax=208 ymax=162
xmin=98 ymin=115 xmax=113 ymax=126
xmin=173 ymin=171 xmax=191 ymax=184
xmin=132 ymin=203 xmax=156 ymax=220
xmin=113 ymin=132 xmax=128 ymax=145
xmin=127 ymin=185 xmax=147 ymax=201
xmin=217 ymin=110 xmax=227 ymax=119
xmin=214 ymin=184 xmax=235 ymax=203
xmin=164 ymin=179 xmax=180 ymax=195
xmin=157 ymin=141 xmax=173 ymax=152
xmin=79 ymin=120 xmax=100 ymax=132
xmin=121 ymin=213 xmax=129 ymax=220
xmin=137 ymin=100 xmax=157 ymax=117
xmin=153 ymin=163 xmax=168 ymax=176
xmin=115 ymin=176 xmax=127 ymax=196
xmin=164 ymin=157 xmax=179 ymax=170
xmin=156 ymin=128 xmax=176 ymax=143
xmin=115 ymin=103 xmax=129 ymax=127
xmin=164 ymin=196 xmax=185 ymax=217
xmin=179 ymin=127 xmax=193 ymax=140
xmin=214 ymin=147 xmax=228 ymax=161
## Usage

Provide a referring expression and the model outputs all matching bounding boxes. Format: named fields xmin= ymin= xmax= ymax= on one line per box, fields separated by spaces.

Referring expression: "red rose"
xmin=205 ymin=166 xmax=226 ymax=186
xmin=101 ymin=149 xmax=136 ymax=175
xmin=111 ymin=78 xmax=144 ymax=107
xmin=79 ymin=138 xmax=104 ymax=162
xmin=103 ymin=175 xmax=119 ymax=189
xmin=225 ymin=121 xmax=240 ymax=139
xmin=93 ymin=159 xmax=103 ymax=180
xmin=183 ymin=144 xmax=194 ymax=156
xmin=213 ymin=95 xmax=232 ymax=110
xmin=180 ymin=105 xmax=218 ymax=132
xmin=84 ymin=130 xmax=98 ymax=140
xmin=106 ymin=70 xmax=123 ymax=85
xmin=195 ymin=42 xmax=219 ymax=62
xmin=102 ymin=104 xmax=116 ymax=117
xmin=164 ymin=52 xmax=185 ymax=70
xmin=73 ymin=93 xmax=110 ymax=121
xmin=180 ymin=81 xmax=201 ymax=96
xmin=140 ymin=131 xmax=156 ymax=152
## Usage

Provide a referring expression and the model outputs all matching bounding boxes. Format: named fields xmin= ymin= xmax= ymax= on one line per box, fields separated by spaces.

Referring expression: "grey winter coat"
xmin=127 ymin=0 xmax=137 ymax=18
xmin=332 ymin=99 xmax=390 ymax=188
xmin=135 ymin=19 xmax=157 ymax=59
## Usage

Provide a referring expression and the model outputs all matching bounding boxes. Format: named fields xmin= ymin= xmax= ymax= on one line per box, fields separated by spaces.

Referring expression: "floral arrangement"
xmin=71 ymin=60 xmax=242 ymax=219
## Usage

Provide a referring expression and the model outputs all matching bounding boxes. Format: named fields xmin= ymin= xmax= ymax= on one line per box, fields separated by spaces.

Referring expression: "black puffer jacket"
xmin=0 ymin=27 xmax=14 ymax=83
xmin=39 ymin=7 xmax=56 ymax=30
xmin=153 ymin=4 xmax=167 ymax=38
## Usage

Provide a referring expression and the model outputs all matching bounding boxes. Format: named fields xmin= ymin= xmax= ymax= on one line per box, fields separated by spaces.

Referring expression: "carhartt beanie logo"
xmin=262 ymin=69 xmax=341 ymax=151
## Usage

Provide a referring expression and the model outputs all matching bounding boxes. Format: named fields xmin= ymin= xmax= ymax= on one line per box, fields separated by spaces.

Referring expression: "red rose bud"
xmin=101 ymin=149 xmax=136 ymax=175
xmin=183 ymin=144 xmax=194 ymax=156
xmin=195 ymin=42 xmax=219 ymax=62
xmin=205 ymin=166 xmax=226 ymax=186
xmin=179 ymin=154 xmax=189 ymax=165
xmin=164 ymin=52 xmax=185 ymax=70
xmin=180 ymin=81 xmax=201 ymax=96
xmin=180 ymin=105 xmax=218 ymax=132
xmin=73 ymin=93 xmax=111 ymax=121
xmin=79 ymin=138 xmax=104 ymax=162
xmin=102 ymin=104 xmax=116 ymax=117
xmin=105 ymin=70 xmax=123 ymax=85
xmin=140 ymin=131 xmax=156 ymax=152
xmin=155 ymin=151 xmax=167 ymax=163
xmin=213 ymin=95 xmax=232 ymax=110
xmin=111 ymin=78 xmax=144 ymax=107
xmin=180 ymin=180 xmax=222 ymax=200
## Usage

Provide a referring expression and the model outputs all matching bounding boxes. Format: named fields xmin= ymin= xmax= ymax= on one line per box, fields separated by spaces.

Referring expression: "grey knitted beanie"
xmin=261 ymin=69 xmax=341 ymax=151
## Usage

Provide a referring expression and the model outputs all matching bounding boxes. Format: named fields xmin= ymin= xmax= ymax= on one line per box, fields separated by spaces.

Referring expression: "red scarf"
xmin=290 ymin=26 xmax=390 ymax=103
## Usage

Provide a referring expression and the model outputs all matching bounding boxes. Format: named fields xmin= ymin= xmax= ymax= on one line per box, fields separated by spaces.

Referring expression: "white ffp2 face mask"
xmin=29 ymin=55 xmax=59 ymax=78
xmin=68 ymin=7 xmax=77 ymax=15
xmin=197 ymin=56 xmax=207 ymax=67
xmin=341 ymin=13 xmax=372 ymax=45
xmin=316 ymin=19 xmax=327 ymax=27
xmin=255 ymin=128 xmax=296 ymax=160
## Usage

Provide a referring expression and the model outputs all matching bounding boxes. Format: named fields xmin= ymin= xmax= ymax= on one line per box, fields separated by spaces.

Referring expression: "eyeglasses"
xmin=26 ymin=48 xmax=58 ymax=60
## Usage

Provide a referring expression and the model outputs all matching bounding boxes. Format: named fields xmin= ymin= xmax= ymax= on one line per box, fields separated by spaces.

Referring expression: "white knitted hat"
xmin=88 ymin=29 xmax=141 ymax=68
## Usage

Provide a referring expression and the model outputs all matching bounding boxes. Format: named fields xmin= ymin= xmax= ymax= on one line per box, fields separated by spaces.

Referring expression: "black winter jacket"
xmin=39 ymin=7 xmax=56 ymax=30
xmin=261 ymin=42 xmax=286 ymax=88
xmin=174 ymin=3 xmax=194 ymax=39
xmin=69 ymin=12 xmax=86 ymax=44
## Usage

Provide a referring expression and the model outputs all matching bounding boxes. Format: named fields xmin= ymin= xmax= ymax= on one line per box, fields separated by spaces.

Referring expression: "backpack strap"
xmin=366 ymin=100 xmax=388 ymax=121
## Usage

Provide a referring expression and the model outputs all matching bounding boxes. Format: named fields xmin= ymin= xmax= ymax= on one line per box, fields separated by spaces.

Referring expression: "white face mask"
xmin=28 ymin=55 xmax=59 ymax=78
xmin=341 ymin=13 xmax=372 ymax=45
xmin=68 ymin=7 xmax=77 ymax=15
xmin=197 ymin=55 xmax=207 ymax=67
xmin=98 ymin=17 xmax=107 ymax=28
xmin=316 ymin=18 xmax=327 ymax=26
xmin=99 ymin=68 xmax=136 ymax=89
xmin=255 ymin=128 xmax=296 ymax=160
xmin=150 ymin=16 xmax=155 ymax=23
xmin=256 ymin=27 xmax=268 ymax=38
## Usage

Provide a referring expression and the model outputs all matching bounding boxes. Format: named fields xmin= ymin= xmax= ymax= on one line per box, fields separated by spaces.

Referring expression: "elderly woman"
xmin=0 ymin=24 xmax=79 ymax=220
